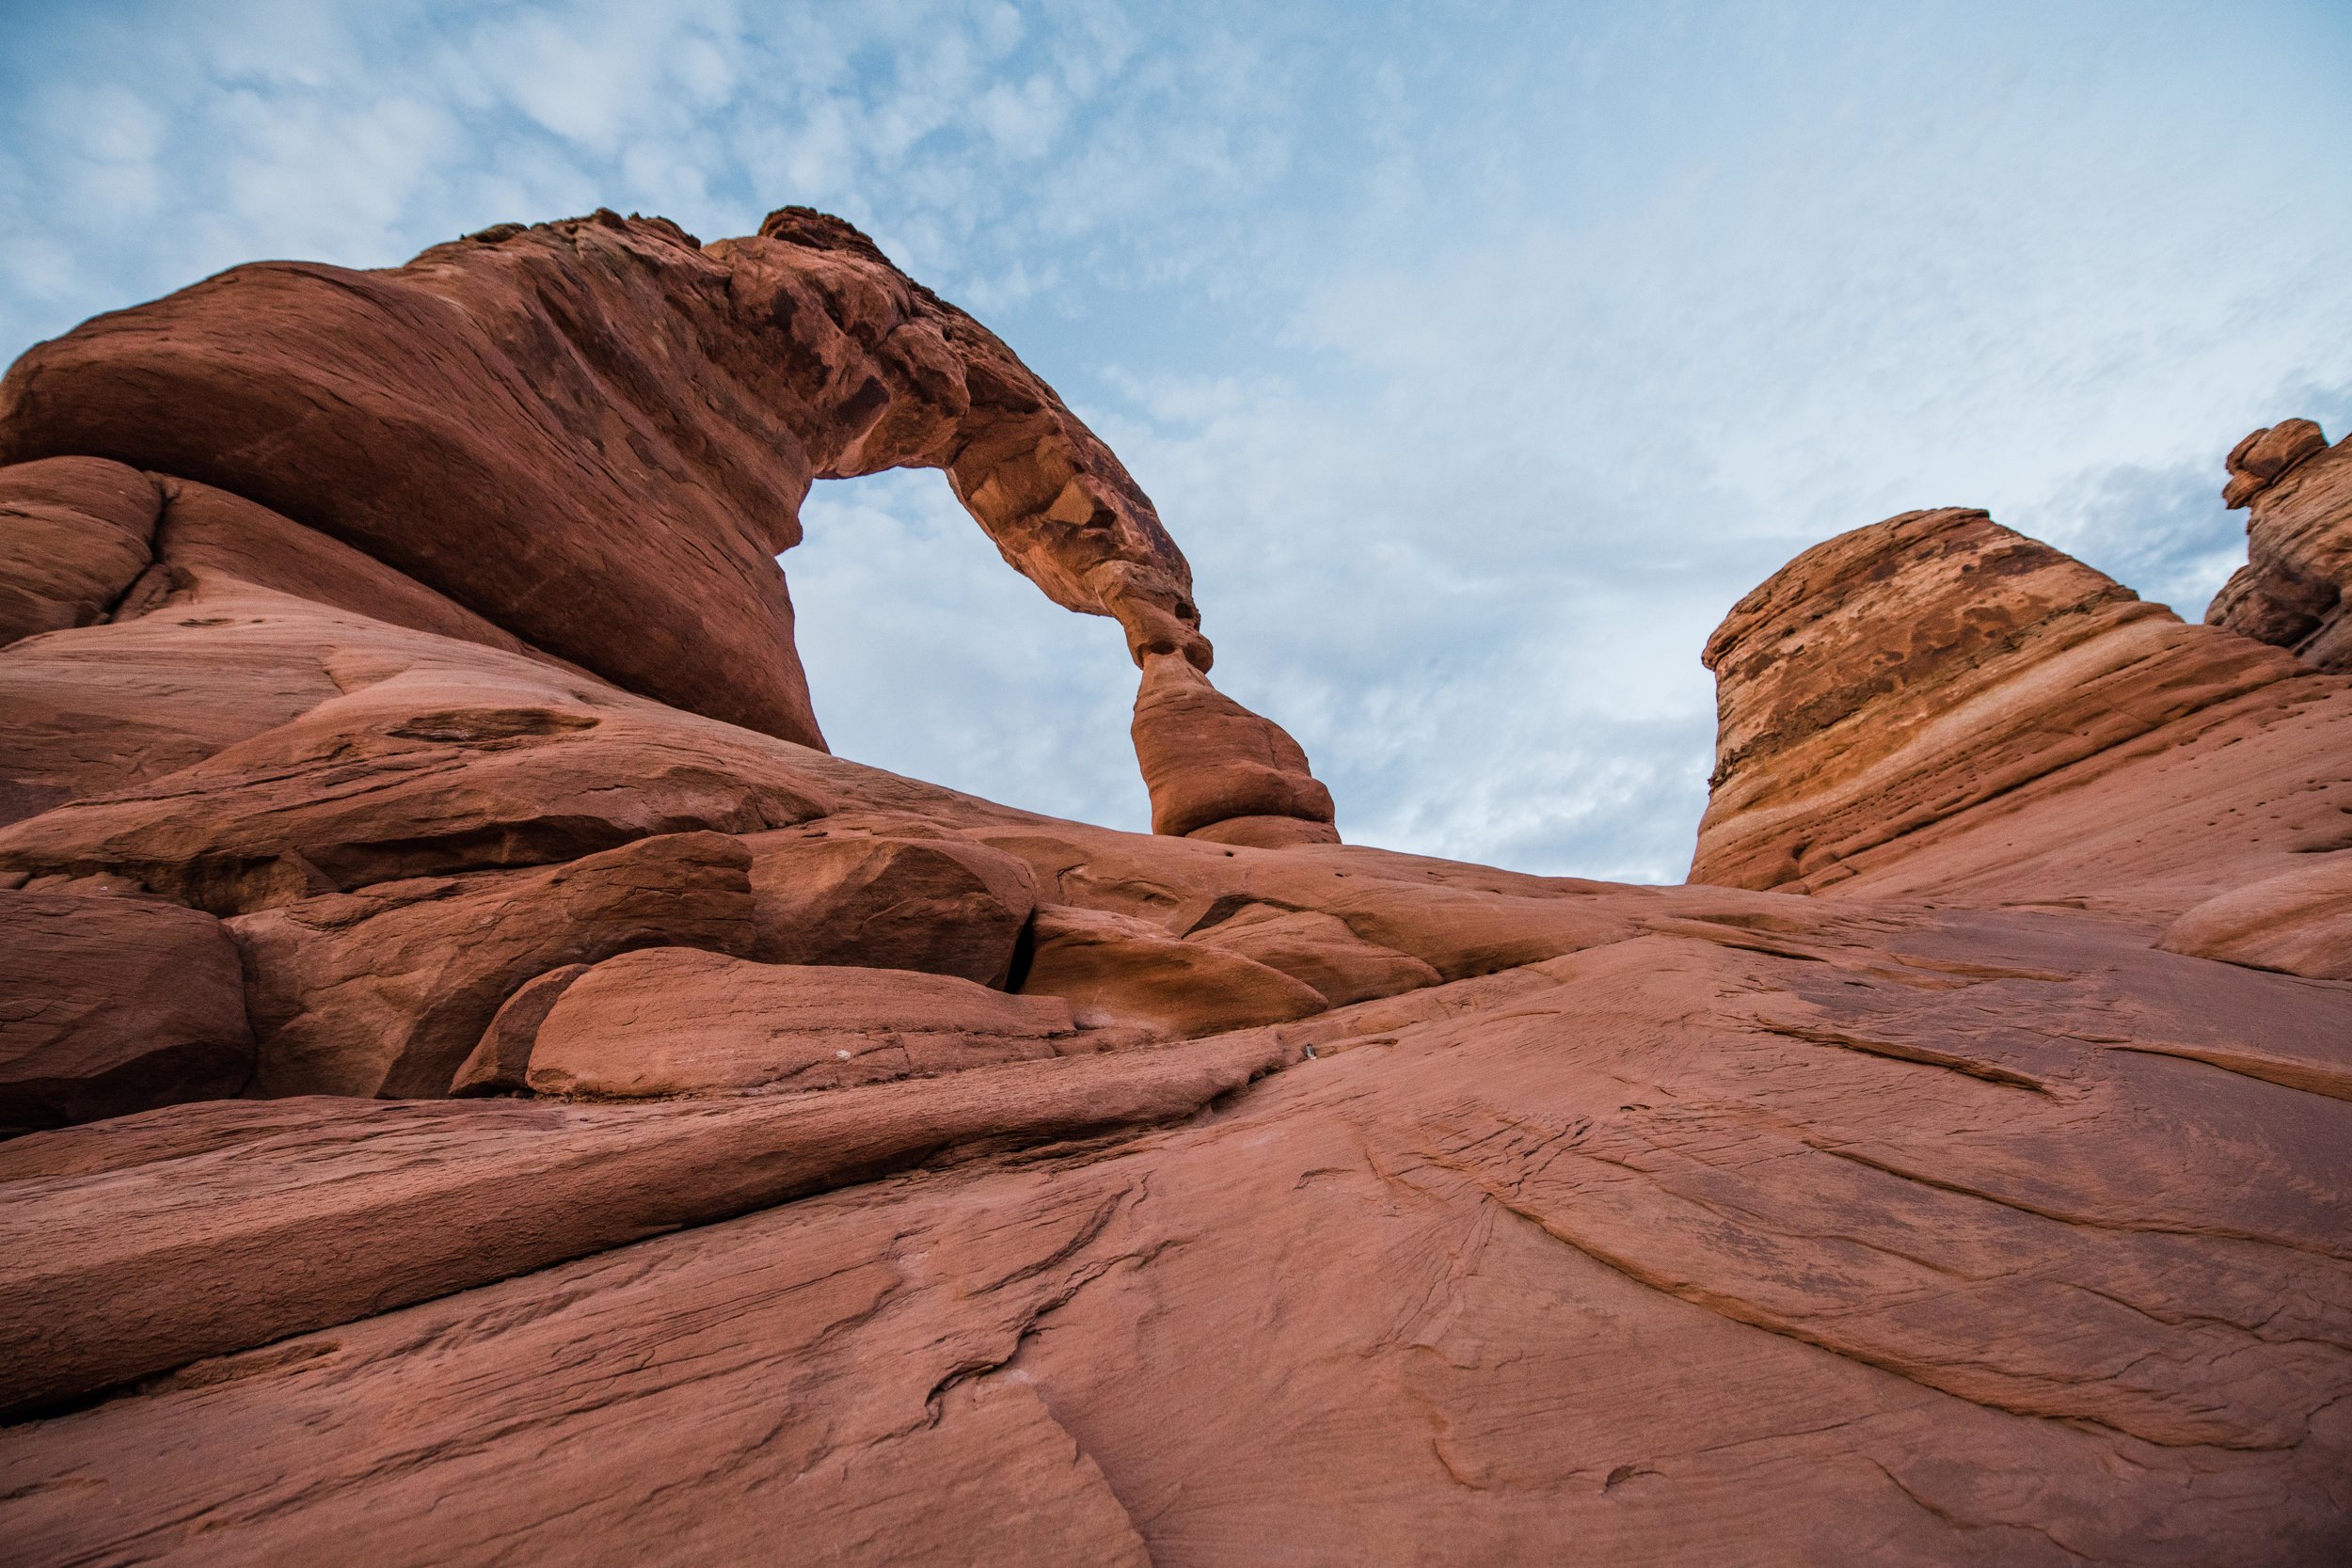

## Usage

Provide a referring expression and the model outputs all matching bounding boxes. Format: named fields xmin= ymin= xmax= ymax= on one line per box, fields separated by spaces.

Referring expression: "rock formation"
xmin=1 ymin=217 xmax=2347 ymax=1565
xmin=0 ymin=206 xmax=1332 ymax=846
xmin=2210 ymin=418 xmax=2352 ymax=671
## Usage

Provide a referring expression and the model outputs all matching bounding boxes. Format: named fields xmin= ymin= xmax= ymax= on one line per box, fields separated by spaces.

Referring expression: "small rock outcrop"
xmin=2208 ymin=418 xmax=2352 ymax=671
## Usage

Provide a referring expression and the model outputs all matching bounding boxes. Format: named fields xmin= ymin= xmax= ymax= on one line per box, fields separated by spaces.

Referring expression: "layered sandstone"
xmin=0 ymin=215 xmax=2346 ymax=1565
xmin=2210 ymin=418 xmax=2352 ymax=671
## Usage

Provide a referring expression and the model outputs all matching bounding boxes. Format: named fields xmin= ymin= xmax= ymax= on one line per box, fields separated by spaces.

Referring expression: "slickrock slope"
xmin=1 ymin=217 xmax=2347 ymax=1566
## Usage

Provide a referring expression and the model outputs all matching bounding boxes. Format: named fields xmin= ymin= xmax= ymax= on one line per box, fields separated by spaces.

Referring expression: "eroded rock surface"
xmin=0 ymin=212 xmax=2347 ymax=1565
xmin=2210 ymin=418 xmax=2352 ymax=671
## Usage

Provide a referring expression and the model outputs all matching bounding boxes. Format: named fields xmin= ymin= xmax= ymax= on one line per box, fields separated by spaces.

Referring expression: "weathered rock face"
xmin=2209 ymin=419 xmax=2352 ymax=671
xmin=0 ymin=457 xmax=159 ymax=648
xmin=519 ymin=947 xmax=1087 ymax=1098
xmin=1690 ymin=505 xmax=2328 ymax=906
xmin=233 ymin=831 xmax=759 ymax=1099
xmin=1130 ymin=650 xmax=1339 ymax=846
xmin=1 ymin=212 xmax=2348 ymax=1564
xmin=0 ymin=211 xmax=1324 ymax=845
xmin=743 ymin=832 xmax=1038 ymax=986
xmin=0 ymin=890 xmax=251 ymax=1132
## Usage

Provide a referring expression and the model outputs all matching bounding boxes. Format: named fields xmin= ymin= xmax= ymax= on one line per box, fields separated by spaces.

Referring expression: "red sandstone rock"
xmin=0 ymin=890 xmax=251 ymax=1132
xmin=0 ymin=211 xmax=1208 ymax=745
xmin=1692 ymin=506 xmax=2308 ymax=895
xmin=1184 ymin=901 xmax=1441 ymax=1005
xmin=2210 ymin=420 xmax=2352 ymax=671
xmin=2 ymin=905 xmax=2346 ymax=1560
xmin=1018 ymin=901 xmax=1329 ymax=1035
xmin=234 ymin=832 xmax=756 ymax=1098
xmin=522 ymin=947 xmax=1085 ymax=1097
xmin=1130 ymin=649 xmax=1339 ymax=842
xmin=125 ymin=476 xmax=564 ymax=664
xmin=2 ymin=210 xmax=2351 ymax=1563
xmin=744 ymin=831 xmax=1037 ymax=986
xmin=0 ymin=1032 xmax=1289 ymax=1420
xmin=448 ymin=963 xmax=591 ymax=1096
xmin=2220 ymin=417 xmax=2328 ymax=509
xmin=2159 ymin=855 xmax=2352 ymax=980
xmin=0 ymin=457 xmax=159 ymax=648
xmin=0 ymin=664 xmax=832 ymax=913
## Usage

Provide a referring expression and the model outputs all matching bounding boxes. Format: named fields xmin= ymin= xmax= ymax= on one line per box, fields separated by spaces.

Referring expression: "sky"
xmin=5 ymin=0 xmax=2350 ymax=881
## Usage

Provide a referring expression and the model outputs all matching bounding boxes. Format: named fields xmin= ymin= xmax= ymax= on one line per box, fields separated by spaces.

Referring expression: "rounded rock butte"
xmin=0 ymin=214 xmax=2349 ymax=1565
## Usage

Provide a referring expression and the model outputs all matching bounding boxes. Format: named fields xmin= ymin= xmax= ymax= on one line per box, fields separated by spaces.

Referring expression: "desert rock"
xmin=2210 ymin=419 xmax=2352 ymax=671
xmin=745 ymin=831 xmax=1037 ymax=986
xmin=0 ymin=889 xmax=251 ymax=1132
xmin=1691 ymin=505 xmax=2314 ymax=899
xmin=2159 ymin=854 xmax=2352 ymax=980
xmin=522 ymin=947 xmax=1086 ymax=1097
xmin=1131 ymin=648 xmax=1340 ymax=843
xmin=0 ymin=208 xmax=2347 ymax=1564
xmin=0 ymin=456 xmax=159 ymax=648
xmin=234 ymin=832 xmax=756 ymax=1098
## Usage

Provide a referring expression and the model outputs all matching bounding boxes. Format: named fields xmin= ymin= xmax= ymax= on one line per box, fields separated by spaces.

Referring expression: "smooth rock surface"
xmin=745 ymin=831 xmax=1037 ymax=986
xmin=2159 ymin=854 xmax=2352 ymax=980
xmin=0 ymin=890 xmax=251 ymax=1132
xmin=523 ymin=947 xmax=1084 ymax=1097
xmin=233 ymin=832 xmax=757 ymax=1097
xmin=0 ymin=211 xmax=1208 ymax=750
xmin=1 ymin=206 xmax=2348 ymax=1565
xmin=1692 ymin=505 xmax=2314 ymax=902
xmin=1019 ymin=901 xmax=1330 ymax=1036
xmin=1131 ymin=649 xmax=1338 ymax=841
xmin=0 ymin=455 xmax=157 ymax=647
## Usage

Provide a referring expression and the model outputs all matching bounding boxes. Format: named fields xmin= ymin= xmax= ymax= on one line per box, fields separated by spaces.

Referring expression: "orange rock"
xmin=0 ymin=665 xmax=832 ymax=913
xmin=448 ymin=963 xmax=591 ymax=1097
xmin=1692 ymin=506 xmax=2303 ymax=895
xmin=1130 ymin=650 xmax=1337 ymax=841
xmin=1184 ymin=901 xmax=1440 ymax=1006
xmin=0 ymin=210 xmax=1219 ymax=750
xmin=0 ymin=457 xmax=158 ymax=648
xmin=4 ymin=211 xmax=2352 ymax=1562
xmin=2159 ymin=855 xmax=2352 ymax=980
xmin=1019 ymin=901 xmax=1329 ymax=1035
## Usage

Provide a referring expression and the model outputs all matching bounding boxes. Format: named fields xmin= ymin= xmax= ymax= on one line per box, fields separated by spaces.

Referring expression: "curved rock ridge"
xmin=3 ymin=219 xmax=2351 ymax=1563
xmin=2209 ymin=417 xmax=2352 ymax=671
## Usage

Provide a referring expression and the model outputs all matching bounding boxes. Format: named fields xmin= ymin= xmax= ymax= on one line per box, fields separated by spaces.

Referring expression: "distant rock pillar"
xmin=2206 ymin=418 xmax=2351 ymax=672
xmin=1130 ymin=652 xmax=1339 ymax=848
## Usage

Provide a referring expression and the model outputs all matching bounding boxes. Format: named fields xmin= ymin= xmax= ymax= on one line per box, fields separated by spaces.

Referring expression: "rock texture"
xmin=2210 ymin=418 xmax=2352 ymax=671
xmin=1 ymin=214 xmax=2348 ymax=1565
xmin=1690 ymin=504 xmax=2346 ymax=930
xmin=0 ymin=457 xmax=158 ymax=648
xmin=0 ymin=890 xmax=251 ymax=1132
xmin=520 ymin=946 xmax=1086 ymax=1097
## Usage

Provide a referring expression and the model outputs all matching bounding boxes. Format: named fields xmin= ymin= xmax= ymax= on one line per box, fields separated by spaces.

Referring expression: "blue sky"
xmin=6 ymin=1 xmax=2351 ymax=880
